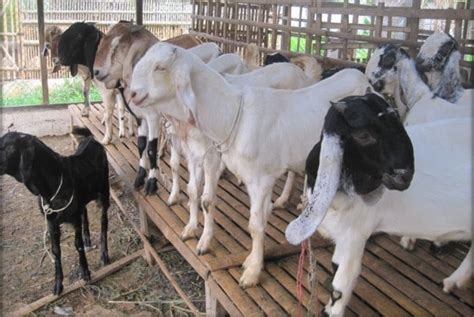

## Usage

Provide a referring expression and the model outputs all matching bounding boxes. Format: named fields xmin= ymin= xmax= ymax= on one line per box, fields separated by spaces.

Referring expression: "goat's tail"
xmin=244 ymin=43 xmax=259 ymax=68
xmin=291 ymin=56 xmax=323 ymax=83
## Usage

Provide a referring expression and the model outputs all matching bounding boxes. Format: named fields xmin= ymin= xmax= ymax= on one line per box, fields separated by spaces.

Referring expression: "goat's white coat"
xmin=130 ymin=42 xmax=371 ymax=287
xmin=287 ymin=117 xmax=472 ymax=316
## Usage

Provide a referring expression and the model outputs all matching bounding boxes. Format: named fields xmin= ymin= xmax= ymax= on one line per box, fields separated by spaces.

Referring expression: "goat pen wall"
xmin=190 ymin=0 xmax=473 ymax=85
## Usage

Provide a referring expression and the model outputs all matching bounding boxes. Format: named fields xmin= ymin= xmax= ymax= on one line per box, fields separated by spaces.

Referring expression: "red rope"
xmin=296 ymin=240 xmax=308 ymax=317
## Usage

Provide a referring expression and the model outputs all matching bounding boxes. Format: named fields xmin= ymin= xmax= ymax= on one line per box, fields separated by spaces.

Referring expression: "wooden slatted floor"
xmin=70 ymin=103 xmax=473 ymax=316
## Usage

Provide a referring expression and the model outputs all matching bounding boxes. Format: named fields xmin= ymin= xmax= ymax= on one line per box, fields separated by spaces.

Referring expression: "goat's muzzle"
xmin=131 ymin=92 xmax=148 ymax=107
xmin=382 ymin=168 xmax=414 ymax=191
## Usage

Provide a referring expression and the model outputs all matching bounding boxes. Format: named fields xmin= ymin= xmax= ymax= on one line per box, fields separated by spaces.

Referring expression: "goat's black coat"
xmin=0 ymin=128 xmax=110 ymax=295
xmin=305 ymin=93 xmax=414 ymax=196
xmin=321 ymin=65 xmax=366 ymax=79
xmin=263 ymin=52 xmax=290 ymax=65
xmin=58 ymin=22 xmax=103 ymax=77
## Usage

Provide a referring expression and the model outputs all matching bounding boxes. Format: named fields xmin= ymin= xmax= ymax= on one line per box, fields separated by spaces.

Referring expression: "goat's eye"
xmin=154 ymin=65 xmax=166 ymax=72
xmin=352 ymin=131 xmax=376 ymax=146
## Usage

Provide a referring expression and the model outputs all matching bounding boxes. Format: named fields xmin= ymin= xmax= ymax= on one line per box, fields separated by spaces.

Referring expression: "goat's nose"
xmin=131 ymin=91 xmax=137 ymax=99
xmin=94 ymin=69 xmax=99 ymax=77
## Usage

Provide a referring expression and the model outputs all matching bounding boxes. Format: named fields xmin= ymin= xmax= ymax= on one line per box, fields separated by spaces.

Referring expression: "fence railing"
xmin=190 ymin=0 xmax=473 ymax=84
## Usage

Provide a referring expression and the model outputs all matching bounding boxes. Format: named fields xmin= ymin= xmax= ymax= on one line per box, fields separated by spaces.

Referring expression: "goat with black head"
xmin=58 ymin=22 xmax=102 ymax=77
xmin=287 ymin=93 xmax=472 ymax=316
xmin=0 ymin=128 xmax=110 ymax=295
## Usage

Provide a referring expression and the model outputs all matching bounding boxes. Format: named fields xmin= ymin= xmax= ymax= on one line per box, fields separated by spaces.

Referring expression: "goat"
xmin=263 ymin=51 xmax=290 ymax=65
xmin=160 ymin=57 xmax=323 ymax=253
xmin=51 ymin=22 xmax=133 ymax=140
xmin=93 ymin=21 xmax=208 ymax=195
xmin=366 ymin=44 xmax=472 ymax=125
xmin=0 ymin=128 xmax=110 ymax=295
xmin=286 ymin=94 xmax=471 ymax=317
xmin=416 ymin=32 xmax=472 ymax=104
xmin=128 ymin=42 xmax=371 ymax=287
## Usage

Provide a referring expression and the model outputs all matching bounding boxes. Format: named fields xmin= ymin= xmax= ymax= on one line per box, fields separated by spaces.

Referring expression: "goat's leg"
xmin=100 ymin=89 xmax=116 ymax=145
xmin=81 ymin=78 xmax=91 ymax=117
xmin=181 ymin=158 xmax=203 ymax=241
xmin=134 ymin=119 xmax=148 ymax=190
xmin=81 ymin=207 xmax=92 ymax=250
xmin=400 ymin=236 xmax=416 ymax=251
xmin=115 ymin=92 xmax=126 ymax=138
xmin=324 ymin=235 xmax=367 ymax=317
xmin=73 ymin=220 xmax=91 ymax=282
xmin=48 ymin=220 xmax=63 ymax=295
xmin=100 ymin=201 xmax=110 ymax=265
xmin=196 ymin=150 xmax=222 ymax=255
xmin=127 ymin=112 xmax=135 ymax=136
xmin=167 ymin=134 xmax=182 ymax=206
xmin=240 ymin=178 xmax=275 ymax=288
xmin=273 ymin=171 xmax=295 ymax=209
xmin=443 ymin=244 xmax=473 ymax=293
xmin=144 ymin=115 xmax=161 ymax=195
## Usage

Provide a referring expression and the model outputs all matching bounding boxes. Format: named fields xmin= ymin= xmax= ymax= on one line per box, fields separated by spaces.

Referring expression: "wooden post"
xmin=406 ymin=0 xmax=421 ymax=55
xmin=37 ymin=0 xmax=49 ymax=104
xmin=136 ymin=0 xmax=143 ymax=25
xmin=205 ymin=282 xmax=226 ymax=317
xmin=138 ymin=205 xmax=155 ymax=265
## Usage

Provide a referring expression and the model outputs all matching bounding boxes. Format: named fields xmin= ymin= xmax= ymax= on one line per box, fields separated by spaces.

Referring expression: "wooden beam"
xmin=206 ymin=281 xmax=227 ymax=317
xmin=36 ymin=0 xmax=49 ymax=104
xmin=13 ymin=250 xmax=143 ymax=317
xmin=136 ymin=0 xmax=143 ymax=25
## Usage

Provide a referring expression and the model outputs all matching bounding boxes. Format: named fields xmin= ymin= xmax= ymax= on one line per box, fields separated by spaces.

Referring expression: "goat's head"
xmin=57 ymin=22 xmax=102 ymax=77
xmin=286 ymin=93 xmax=414 ymax=245
xmin=416 ymin=32 xmax=459 ymax=72
xmin=43 ymin=26 xmax=63 ymax=73
xmin=94 ymin=21 xmax=152 ymax=90
xmin=130 ymin=43 xmax=194 ymax=122
xmin=0 ymin=132 xmax=36 ymax=185
xmin=365 ymin=44 xmax=409 ymax=95
xmin=263 ymin=52 xmax=290 ymax=66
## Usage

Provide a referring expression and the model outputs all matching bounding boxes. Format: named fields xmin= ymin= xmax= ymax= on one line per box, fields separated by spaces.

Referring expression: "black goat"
xmin=321 ymin=65 xmax=366 ymax=79
xmin=58 ymin=22 xmax=103 ymax=77
xmin=263 ymin=52 xmax=290 ymax=65
xmin=0 ymin=128 xmax=110 ymax=295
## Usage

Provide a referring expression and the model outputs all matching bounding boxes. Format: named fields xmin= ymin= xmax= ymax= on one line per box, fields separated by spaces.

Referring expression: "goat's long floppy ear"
xmin=122 ymin=42 xmax=146 ymax=85
xmin=84 ymin=30 xmax=101 ymax=77
xmin=70 ymin=64 xmax=78 ymax=76
xmin=18 ymin=142 xmax=35 ymax=184
xmin=174 ymin=61 xmax=198 ymax=126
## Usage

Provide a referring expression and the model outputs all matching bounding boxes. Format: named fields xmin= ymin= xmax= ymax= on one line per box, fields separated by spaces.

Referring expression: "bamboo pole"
xmin=37 ymin=0 xmax=49 ymax=104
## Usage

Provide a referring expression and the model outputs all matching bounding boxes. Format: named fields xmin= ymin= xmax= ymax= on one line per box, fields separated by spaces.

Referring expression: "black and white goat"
xmin=287 ymin=93 xmax=471 ymax=316
xmin=416 ymin=32 xmax=471 ymax=104
xmin=263 ymin=52 xmax=290 ymax=65
xmin=0 ymin=128 xmax=110 ymax=295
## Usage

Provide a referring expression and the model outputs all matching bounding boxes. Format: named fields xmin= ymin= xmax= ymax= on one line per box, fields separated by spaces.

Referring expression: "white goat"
xmin=129 ymin=42 xmax=371 ymax=287
xmin=165 ymin=58 xmax=323 ymax=252
xmin=416 ymin=32 xmax=472 ymax=105
xmin=286 ymin=94 xmax=472 ymax=317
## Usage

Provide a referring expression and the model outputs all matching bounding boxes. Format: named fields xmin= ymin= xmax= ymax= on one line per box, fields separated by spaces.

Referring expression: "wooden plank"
xmin=206 ymin=281 xmax=227 ymax=316
xmin=36 ymin=0 xmax=49 ymax=104
xmin=14 ymin=250 xmax=143 ymax=317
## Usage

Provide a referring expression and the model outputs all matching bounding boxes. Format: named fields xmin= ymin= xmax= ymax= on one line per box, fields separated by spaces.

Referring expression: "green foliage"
xmin=464 ymin=54 xmax=473 ymax=62
xmin=1 ymin=78 xmax=103 ymax=107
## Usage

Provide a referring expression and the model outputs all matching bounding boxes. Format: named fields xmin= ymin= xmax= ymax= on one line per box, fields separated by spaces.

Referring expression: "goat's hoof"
xmin=53 ymin=282 xmax=64 ymax=296
xmin=442 ymin=278 xmax=456 ymax=293
xmin=273 ymin=198 xmax=288 ymax=210
xmin=101 ymin=136 xmax=112 ymax=145
xmin=81 ymin=108 xmax=90 ymax=117
xmin=134 ymin=168 xmax=147 ymax=190
xmin=84 ymin=245 xmax=97 ymax=252
xmin=180 ymin=226 xmax=198 ymax=241
xmin=167 ymin=193 xmax=181 ymax=206
xmin=196 ymin=247 xmax=209 ymax=256
xmin=118 ymin=132 xmax=125 ymax=139
xmin=101 ymin=253 xmax=110 ymax=266
xmin=400 ymin=236 xmax=416 ymax=251
xmin=144 ymin=178 xmax=158 ymax=195
xmin=196 ymin=239 xmax=211 ymax=255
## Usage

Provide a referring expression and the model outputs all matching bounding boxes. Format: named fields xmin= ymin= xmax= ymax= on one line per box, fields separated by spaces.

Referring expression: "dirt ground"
xmin=0 ymin=135 xmax=205 ymax=316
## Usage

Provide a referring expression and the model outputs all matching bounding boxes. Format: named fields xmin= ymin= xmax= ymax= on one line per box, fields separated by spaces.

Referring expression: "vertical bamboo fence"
xmin=190 ymin=0 xmax=473 ymax=84
xmin=1 ymin=0 xmax=193 ymax=82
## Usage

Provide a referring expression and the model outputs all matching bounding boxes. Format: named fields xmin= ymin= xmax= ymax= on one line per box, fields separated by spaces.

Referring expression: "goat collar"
xmin=212 ymin=94 xmax=244 ymax=153
xmin=40 ymin=174 xmax=75 ymax=215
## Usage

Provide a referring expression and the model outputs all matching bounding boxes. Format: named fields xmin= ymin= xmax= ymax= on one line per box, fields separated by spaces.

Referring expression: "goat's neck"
xmin=28 ymin=145 xmax=65 ymax=199
xmin=397 ymin=58 xmax=433 ymax=108
xmin=190 ymin=61 xmax=242 ymax=143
